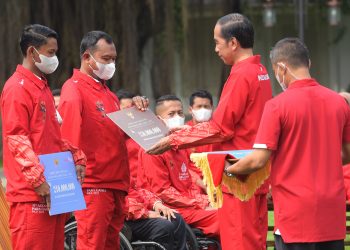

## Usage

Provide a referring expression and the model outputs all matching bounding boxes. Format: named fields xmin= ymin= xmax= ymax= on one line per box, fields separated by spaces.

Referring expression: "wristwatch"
xmin=224 ymin=166 xmax=235 ymax=177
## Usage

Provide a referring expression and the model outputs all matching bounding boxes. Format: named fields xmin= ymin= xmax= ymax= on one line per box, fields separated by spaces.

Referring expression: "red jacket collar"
xmin=288 ymin=78 xmax=319 ymax=90
xmin=72 ymin=69 xmax=105 ymax=91
xmin=16 ymin=65 xmax=48 ymax=90
xmin=230 ymin=55 xmax=261 ymax=74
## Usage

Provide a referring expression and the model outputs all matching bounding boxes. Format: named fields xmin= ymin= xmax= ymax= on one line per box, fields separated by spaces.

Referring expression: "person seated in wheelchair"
xmin=138 ymin=95 xmax=220 ymax=239
xmin=125 ymin=179 xmax=187 ymax=250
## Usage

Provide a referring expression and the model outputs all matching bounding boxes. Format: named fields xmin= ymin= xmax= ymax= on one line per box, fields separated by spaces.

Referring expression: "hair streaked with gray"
xmin=270 ymin=38 xmax=310 ymax=68
xmin=216 ymin=13 xmax=254 ymax=48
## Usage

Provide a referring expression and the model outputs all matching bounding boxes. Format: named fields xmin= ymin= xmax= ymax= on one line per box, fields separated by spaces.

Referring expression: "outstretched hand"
xmin=146 ymin=136 xmax=172 ymax=155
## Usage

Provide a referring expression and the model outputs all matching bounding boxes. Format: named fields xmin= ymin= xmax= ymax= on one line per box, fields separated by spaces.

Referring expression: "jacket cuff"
xmin=32 ymin=172 xmax=46 ymax=188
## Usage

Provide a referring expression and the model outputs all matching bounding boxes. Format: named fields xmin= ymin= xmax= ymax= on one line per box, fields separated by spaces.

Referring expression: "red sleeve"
xmin=7 ymin=135 xmax=46 ymax=187
xmin=253 ymin=101 xmax=281 ymax=150
xmin=58 ymin=81 xmax=83 ymax=146
xmin=138 ymin=188 xmax=161 ymax=210
xmin=126 ymin=187 xmax=149 ymax=220
xmin=168 ymin=75 xmax=251 ymax=149
xmin=60 ymin=139 xmax=87 ymax=166
xmin=169 ymin=121 xmax=228 ymax=149
xmin=2 ymin=86 xmax=45 ymax=187
xmin=140 ymin=152 xmax=200 ymax=208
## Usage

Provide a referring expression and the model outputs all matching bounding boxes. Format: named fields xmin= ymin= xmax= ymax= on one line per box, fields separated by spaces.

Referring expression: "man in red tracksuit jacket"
xmin=1 ymin=24 xmax=86 ymax=250
xmin=138 ymin=95 xmax=220 ymax=238
xmin=58 ymin=31 xmax=148 ymax=250
xmin=126 ymin=178 xmax=187 ymax=250
xmin=186 ymin=90 xmax=215 ymax=193
xmin=147 ymin=14 xmax=272 ymax=250
xmin=226 ymin=37 xmax=350 ymax=250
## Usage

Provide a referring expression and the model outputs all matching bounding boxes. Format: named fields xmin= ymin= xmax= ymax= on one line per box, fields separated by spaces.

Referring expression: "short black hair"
xmin=155 ymin=95 xmax=182 ymax=114
xmin=116 ymin=89 xmax=136 ymax=101
xmin=80 ymin=31 xmax=114 ymax=57
xmin=19 ymin=24 xmax=58 ymax=56
xmin=189 ymin=90 xmax=213 ymax=106
xmin=270 ymin=38 xmax=310 ymax=68
xmin=52 ymin=89 xmax=61 ymax=96
xmin=216 ymin=13 xmax=254 ymax=48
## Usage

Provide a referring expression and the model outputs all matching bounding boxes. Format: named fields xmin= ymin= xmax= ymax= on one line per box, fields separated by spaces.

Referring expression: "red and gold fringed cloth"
xmin=190 ymin=150 xmax=270 ymax=208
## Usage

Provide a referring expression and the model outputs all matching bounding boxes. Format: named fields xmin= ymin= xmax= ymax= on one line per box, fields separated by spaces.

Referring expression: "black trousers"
xmin=275 ymin=235 xmax=344 ymax=250
xmin=125 ymin=213 xmax=187 ymax=250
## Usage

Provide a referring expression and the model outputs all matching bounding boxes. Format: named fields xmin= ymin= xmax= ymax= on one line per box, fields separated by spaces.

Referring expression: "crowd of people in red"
xmin=1 ymin=12 xmax=350 ymax=250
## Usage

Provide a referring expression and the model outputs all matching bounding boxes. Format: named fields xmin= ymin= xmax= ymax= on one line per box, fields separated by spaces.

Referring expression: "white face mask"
xmin=33 ymin=48 xmax=59 ymax=75
xmin=275 ymin=64 xmax=287 ymax=91
xmin=90 ymin=54 xmax=115 ymax=80
xmin=192 ymin=108 xmax=212 ymax=122
xmin=163 ymin=115 xmax=185 ymax=129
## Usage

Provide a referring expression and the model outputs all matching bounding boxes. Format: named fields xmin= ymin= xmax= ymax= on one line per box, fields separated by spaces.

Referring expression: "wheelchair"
xmin=64 ymin=216 xmax=221 ymax=250
xmin=185 ymin=224 xmax=221 ymax=250
xmin=64 ymin=216 xmax=167 ymax=250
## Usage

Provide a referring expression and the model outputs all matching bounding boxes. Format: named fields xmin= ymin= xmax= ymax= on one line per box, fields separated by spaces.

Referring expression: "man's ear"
xmin=27 ymin=46 xmax=38 ymax=61
xmin=189 ymin=107 xmax=194 ymax=116
xmin=83 ymin=52 xmax=97 ymax=70
xmin=230 ymin=37 xmax=239 ymax=51
xmin=308 ymin=59 xmax=312 ymax=69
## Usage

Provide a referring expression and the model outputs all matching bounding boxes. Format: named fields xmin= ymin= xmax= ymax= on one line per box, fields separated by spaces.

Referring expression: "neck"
xmin=22 ymin=58 xmax=43 ymax=77
xmin=191 ymin=119 xmax=198 ymax=125
xmin=80 ymin=64 xmax=93 ymax=77
xmin=232 ymin=48 xmax=253 ymax=65
xmin=288 ymin=67 xmax=312 ymax=86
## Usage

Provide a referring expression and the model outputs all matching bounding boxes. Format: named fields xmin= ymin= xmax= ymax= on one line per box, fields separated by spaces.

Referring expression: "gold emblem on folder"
xmin=126 ymin=112 xmax=135 ymax=119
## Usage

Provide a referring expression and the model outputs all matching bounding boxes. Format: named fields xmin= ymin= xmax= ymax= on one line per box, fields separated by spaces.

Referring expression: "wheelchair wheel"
xmin=120 ymin=231 xmax=133 ymax=250
xmin=64 ymin=220 xmax=77 ymax=250
xmin=185 ymin=224 xmax=199 ymax=250
xmin=64 ymin=219 xmax=133 ymax=250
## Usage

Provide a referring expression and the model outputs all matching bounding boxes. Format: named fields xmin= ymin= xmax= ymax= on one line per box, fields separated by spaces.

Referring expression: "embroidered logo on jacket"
xmin=96 ymin=101 xmax=106 ymax=117
xmin=179 ymin=162 xmax=189 ymax=181
xmin=40 ymin=101 xmax=46 ymax=120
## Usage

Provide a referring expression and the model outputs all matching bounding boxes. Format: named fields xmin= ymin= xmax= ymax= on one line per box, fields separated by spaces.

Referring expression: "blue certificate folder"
xmin=207 ymin=150 xmax=253 ymax=158
xmin=39 ymin=151 xmax=86 ymax=215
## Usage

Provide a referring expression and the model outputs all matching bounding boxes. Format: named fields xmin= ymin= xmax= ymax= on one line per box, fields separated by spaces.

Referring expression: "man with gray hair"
xmin=225 ymin=37 xmax=350 ymax=250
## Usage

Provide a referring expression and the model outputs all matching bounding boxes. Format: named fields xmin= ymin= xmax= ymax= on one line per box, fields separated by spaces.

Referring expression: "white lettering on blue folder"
xmin=39 ymin=151 xmax=86 ymax=215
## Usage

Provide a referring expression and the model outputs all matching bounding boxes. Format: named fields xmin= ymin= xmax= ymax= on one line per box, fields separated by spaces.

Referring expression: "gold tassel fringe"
xmin=191 ymin=153 xmax=270 ymax=206
xmin=222 ymin=161 xmax=270 ymax=201
xmin=190 ymin=153 xmax=223 ymax=208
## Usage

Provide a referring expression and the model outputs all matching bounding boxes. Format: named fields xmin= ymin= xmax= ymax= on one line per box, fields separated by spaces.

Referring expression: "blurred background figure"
xmin=117 ymin=89 xmax=136 ymax=110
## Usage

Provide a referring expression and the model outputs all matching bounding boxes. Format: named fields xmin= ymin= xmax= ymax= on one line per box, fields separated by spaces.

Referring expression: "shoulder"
xmin=2 ymin=73 xmax=32 ymax=101
xmin=61 ymin=77 xmax=82 ymax=102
